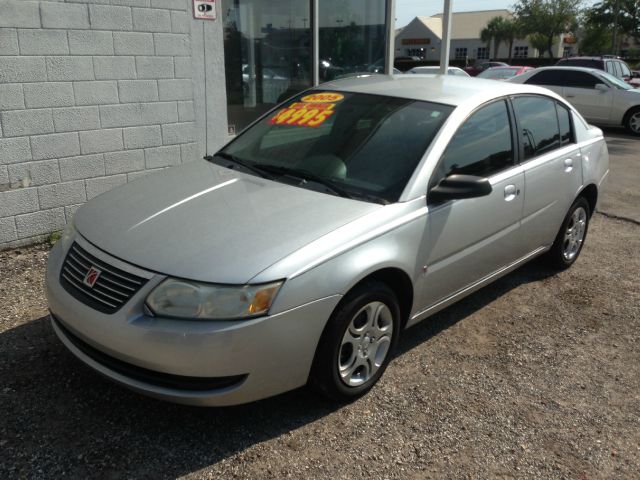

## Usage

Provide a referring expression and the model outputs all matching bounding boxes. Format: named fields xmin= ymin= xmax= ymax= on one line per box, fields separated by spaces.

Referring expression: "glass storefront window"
xmin=319 ymin=0 xmax=387 ymax=80
xmin=221 ymin=0 xmax=389 ymax=132
xmin=222 ymin=0 xmax=312 ymax=133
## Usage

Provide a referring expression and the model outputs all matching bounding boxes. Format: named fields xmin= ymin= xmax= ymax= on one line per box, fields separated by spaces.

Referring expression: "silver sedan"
xmin=46 ymin=75 xmax=609 ymax=406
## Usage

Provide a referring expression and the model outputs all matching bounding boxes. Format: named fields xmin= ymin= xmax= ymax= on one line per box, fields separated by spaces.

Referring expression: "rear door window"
xmin=512 ymin=96 xmax=562 ymax=160
xmin=605 ymin=61 xmax=615 ymax=74
xmin=525 ymin=70 xmax=566 ymax=86
xmin=556 ymin=104 xmax=574 ymax=145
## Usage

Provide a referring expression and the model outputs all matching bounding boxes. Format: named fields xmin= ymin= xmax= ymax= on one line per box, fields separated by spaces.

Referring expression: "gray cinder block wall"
xmin=0 ymin=0 xmax=224 ymax=249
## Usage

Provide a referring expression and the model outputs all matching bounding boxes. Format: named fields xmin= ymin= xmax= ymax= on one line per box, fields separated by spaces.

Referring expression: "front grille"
xmin=52 ymin=315 xmax=247 ymax=392
xmin=60 ymin=242 xmax=148 ymax=314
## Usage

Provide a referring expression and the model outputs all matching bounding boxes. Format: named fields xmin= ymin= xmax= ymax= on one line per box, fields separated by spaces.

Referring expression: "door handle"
xmin=566 ymin=94 xmax=575 ymax=98
xmin=564 ymin=158 xmax=573 ymax=172
xmin=504 ymin=184 xmax=519 ymax=202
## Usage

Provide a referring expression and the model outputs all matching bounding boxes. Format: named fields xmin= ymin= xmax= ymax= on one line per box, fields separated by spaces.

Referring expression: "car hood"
xmin=74 ymin=160 xmax=381 ymax=283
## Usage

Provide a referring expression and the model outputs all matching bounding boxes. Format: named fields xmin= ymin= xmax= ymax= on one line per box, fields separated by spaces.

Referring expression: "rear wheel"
xmin=310 ymin=281 xmax=401 ymax=401
xmin=544 ymin=196 xmax=590 ymax=270
xmin=624 ymin=107 xmax=640 ymax=136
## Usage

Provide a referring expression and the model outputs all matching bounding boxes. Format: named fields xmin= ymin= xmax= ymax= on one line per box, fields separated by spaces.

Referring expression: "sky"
xmin=395 ymin=0 xmax=599 ymax=28
xmin=395 ymin=0 xmax=516 ymax=27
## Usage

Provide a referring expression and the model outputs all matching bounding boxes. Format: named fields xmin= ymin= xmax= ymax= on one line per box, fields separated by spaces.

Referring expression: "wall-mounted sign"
xmin=194 ymin=0 xmax=216 ymax=20
xmin=402 ymin=38 xmax=430 ymax=45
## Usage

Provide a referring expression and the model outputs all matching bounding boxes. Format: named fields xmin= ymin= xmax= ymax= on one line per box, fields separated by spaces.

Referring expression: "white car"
xmin=509 ymin=66 xmax=640 ymax=135
xmin=406 ymin=66 xmax=469 ymax=76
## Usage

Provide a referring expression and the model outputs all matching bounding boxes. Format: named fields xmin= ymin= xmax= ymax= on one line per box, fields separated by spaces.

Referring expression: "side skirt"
xmin=406 ymin=246 xmax=549 ymax=328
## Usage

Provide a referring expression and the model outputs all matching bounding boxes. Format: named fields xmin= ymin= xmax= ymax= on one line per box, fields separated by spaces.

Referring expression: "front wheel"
xmin=544 ymin=196 xmax=590 ymax=270
xmin=310 ymin=281 xmax=401 ymax=402
xmin=624 ymin=107 xmax=640 ymax=136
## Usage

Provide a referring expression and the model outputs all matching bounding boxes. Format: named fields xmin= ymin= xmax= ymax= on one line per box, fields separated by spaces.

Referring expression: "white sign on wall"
xmin=193 ymin=0 xmax=216 ymax=20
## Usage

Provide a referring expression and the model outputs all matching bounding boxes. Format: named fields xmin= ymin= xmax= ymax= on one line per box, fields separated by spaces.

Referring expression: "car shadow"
xmin=601 ymin=127 xmax=638 ymax=156
xmin=0 ymin=261 xmax=555 ymax=478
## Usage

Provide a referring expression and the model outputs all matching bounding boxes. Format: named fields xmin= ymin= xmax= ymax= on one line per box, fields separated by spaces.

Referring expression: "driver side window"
xmin=434 ymin=100 xmax=514 ymax=184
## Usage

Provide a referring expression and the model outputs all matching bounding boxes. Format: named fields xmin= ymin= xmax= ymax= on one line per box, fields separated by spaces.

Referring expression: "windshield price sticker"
xmin=300 ymin=92 xmax=344 ymax=103
xmin=268 ymin=102 xmax=336 ymax=128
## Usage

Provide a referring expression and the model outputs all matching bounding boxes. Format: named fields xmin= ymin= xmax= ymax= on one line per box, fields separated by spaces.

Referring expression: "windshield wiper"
xmin=256 ymin=165 xmax=389 ymax=204
xmin=206 ymin=152 xmax=274 ymax=180
xmin=256 ymin=164 xmax=358 ymax=200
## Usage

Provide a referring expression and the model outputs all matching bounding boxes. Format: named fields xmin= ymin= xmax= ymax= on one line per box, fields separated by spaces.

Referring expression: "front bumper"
xmin=46 ymin=235 xmax=341 ymax=406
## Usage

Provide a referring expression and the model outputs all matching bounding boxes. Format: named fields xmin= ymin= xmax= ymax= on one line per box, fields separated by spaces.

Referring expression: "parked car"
xmin=509 ymin=66 xmax=640 ymax=135
xmin=406 ymin=66 xmax=470 ymax=76
xmin=464 ymin=61 xmax=509 ymax=76
xmin=47 ymin=76 xmax=609 ymax=406
xmin=556 ymin=56 xmax=640 ymax=87
xmin=477 ymin=66 xmax=534 ymax=80
xmin=395 ymin=56 xmax=422 ymax=62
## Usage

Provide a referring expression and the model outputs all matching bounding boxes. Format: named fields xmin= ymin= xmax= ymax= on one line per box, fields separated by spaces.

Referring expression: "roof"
xmin=415 ymin=16 xmax=442 ymax=39
xmin=404 ymin=9 xmax=512 ymax=40
xmin=319 ymin=74 xmax=543 ymax=107
xmin=434 ymin=9 xmax=512 ymax=39
xmin=395 ymin=16 xmax=442 ymax=40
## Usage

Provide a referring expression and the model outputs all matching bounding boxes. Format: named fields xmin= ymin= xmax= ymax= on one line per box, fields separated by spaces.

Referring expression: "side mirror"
xmin=594 ymin=83 xmax=609 ymax=92
xmin=428 ymin=174 xmax=492 ymax=204
xmin=632 ymin=71 xmax=640 ymax=79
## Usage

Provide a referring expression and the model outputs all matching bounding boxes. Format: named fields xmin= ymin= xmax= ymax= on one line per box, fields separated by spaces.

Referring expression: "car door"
xmin=562 ymin=71 xmax=614 ymax=122
xmin=417 ymin=100 xmax=526 ymax=310
xmin=511 ymin=95 xmax=583 ymax=251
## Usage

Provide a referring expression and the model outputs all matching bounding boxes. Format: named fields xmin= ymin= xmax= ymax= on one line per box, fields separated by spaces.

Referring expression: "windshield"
xmin=478 ymin=68 xmax=518 ymax=79
xmin=217 ymin=91 xmax=453 ymax=203
xmin=597 ymin=71 xmax=633 ymax=90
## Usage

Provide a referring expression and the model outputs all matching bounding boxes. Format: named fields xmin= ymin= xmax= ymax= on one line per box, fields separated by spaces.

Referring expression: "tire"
xmin=544 ymin=196 xmax=590 ymax=270
xmin=309 ymin=281 xmax=401 ymax=402
xmin=624 ymin=107 xmax=640 ymax=136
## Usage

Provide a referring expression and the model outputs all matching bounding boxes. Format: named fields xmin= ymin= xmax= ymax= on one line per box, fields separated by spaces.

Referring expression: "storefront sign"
xmin=402 ymin=38 xmax=430 ymax=45
xmin=194 ymin=0 xmax=216 ymax=20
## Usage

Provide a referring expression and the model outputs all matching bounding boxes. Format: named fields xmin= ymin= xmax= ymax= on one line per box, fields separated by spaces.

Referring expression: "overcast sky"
xmin=395 ymin=0 xmax=598 ymax=27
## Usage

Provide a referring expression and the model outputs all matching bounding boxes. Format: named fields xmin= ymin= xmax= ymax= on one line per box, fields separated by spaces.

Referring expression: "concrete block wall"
xmin=0 ymin=0 xmax=201 ymax=249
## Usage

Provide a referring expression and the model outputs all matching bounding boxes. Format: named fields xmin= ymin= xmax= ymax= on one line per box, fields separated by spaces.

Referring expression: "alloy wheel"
xmin=562 ymin=206 xmax=587 ymax=261
xmin=338 ymin=301 xmax=393 ymax=387
xmin=629 ymin=111 xmax=640 ymax=134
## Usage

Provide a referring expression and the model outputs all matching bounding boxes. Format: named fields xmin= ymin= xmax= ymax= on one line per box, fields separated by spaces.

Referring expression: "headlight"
xmin=145 ymin=278 xmax=283 ymax=320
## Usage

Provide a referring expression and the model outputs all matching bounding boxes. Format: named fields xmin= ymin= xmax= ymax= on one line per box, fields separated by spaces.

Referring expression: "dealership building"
xmin=0 ymin=0 xmax=392 ymax=248
xmin=395 ymin=10 xmax=572 ymax=62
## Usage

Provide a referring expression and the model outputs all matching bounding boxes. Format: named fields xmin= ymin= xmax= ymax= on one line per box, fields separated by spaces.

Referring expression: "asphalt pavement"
xmin=599 ymin=128 xmax=640 ymax=223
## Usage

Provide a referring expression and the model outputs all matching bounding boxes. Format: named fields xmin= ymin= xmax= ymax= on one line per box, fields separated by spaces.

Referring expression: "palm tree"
xmin=480 ymin=16 xmax=508 ymax=60
xmin=502 ymin=18 xmax=523 ymax=63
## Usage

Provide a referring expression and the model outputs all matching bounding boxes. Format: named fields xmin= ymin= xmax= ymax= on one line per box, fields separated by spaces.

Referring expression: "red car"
xmin=463 ymin=61 xmax=508 ymax=76
xmin=477 ymin=65 xmax=534 ymax=80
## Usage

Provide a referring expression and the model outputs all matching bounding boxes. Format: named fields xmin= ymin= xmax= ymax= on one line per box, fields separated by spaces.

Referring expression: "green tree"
xmin=583 ymin=1 xmax=640 ymax=54
xmin=514 ymin=0 xmax=582 ymax=59
xmin=529 ymin=33 xmax=552 ymax=57
xmin=502 ymin=18 xmax=524 ymax=62
xmin=481 ymin=16 xmax=508 ymax=59
xmin=579 ymin=24 xmax=613 ymax=55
